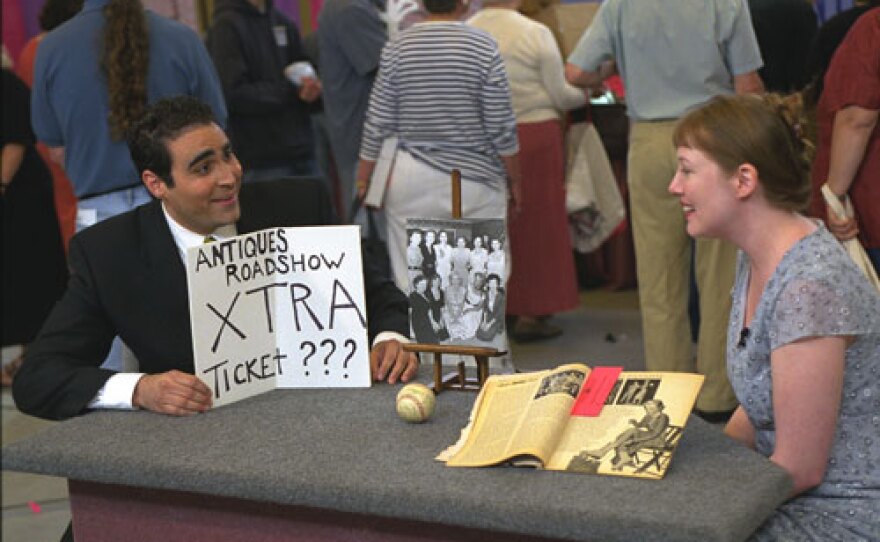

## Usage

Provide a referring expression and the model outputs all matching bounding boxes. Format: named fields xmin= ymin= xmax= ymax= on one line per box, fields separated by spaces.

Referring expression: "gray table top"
xmin=2 ymin=371 xmax=791 ymax=542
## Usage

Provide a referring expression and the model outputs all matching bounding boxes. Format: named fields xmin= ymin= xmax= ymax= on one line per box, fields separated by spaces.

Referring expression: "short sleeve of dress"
xmin=765 ymin=225 xmax=880 ymax=350
xmin=769 ymin=276 xmax=872 ymax=350
xmin=768 ymin=279 xmax=853 ymax=349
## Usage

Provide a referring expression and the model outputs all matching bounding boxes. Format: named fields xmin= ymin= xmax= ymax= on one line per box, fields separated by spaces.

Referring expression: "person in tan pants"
xmin=628 ymin=121 xmax=739 ymax=414
xmin=565 ymin=0 xmax=765 ymax=417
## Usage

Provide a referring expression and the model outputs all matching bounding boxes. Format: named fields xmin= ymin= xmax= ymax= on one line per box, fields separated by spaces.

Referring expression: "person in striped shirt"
xmin=355 ymin=0 xmax=521 ymax=296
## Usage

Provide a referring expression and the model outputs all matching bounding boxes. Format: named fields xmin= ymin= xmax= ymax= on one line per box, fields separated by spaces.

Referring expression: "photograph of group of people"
xmin=404 ymin=218 xmax=507 ymax=349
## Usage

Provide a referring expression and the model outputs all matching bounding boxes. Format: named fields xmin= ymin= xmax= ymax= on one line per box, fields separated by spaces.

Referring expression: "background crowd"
xmin=3 ymin=0 xmax=878 ymax=394
xmin=1 ymin=1 xmax=879 ymax=538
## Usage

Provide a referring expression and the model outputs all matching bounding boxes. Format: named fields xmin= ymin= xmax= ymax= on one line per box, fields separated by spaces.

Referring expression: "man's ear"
xmin=733 ymin=163 xmax=759 ymax=199
xmin=142 ymin=170 xmax=167 ymax=199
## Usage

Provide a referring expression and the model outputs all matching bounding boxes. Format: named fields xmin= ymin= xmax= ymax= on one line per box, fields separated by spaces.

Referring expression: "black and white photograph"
xmin=615 ymin=379 xmax=661 ymax=406
xmin=534 ymin=370 xmax=587 ymax=400
xmin=404 ymin=218 xmax=507 ymax=350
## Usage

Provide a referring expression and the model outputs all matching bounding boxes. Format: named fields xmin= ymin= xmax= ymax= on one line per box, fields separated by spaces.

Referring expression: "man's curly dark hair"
xmin=127 ymin=96 xmax=217 ymax=187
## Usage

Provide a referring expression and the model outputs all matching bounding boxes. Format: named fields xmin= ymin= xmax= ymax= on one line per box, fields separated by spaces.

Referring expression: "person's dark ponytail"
xmin=102 ymin=0 xmax=149 ymax=140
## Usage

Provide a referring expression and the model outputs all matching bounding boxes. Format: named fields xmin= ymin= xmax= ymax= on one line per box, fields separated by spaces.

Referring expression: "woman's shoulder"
xmin=512 ymin=11 xmax=554 ymax=38
xmin=475 ymin=8 xmax=546 ymax=32
xmin=433 ymin=23 xmax=503 ymax=54
xmin=458 ymin=22 xmax=499 ymax=42
xmin=764 ymin=225 xmax=880 ymax=333
xmin=776 ymin=226 xmax=871 ymax=289
xmin=407 ymin=22 xmax=494 ymax=40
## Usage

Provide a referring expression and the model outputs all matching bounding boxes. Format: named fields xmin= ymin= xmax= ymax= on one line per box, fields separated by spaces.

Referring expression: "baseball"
xmin=396 ymin=383 xmax=436 ymax=423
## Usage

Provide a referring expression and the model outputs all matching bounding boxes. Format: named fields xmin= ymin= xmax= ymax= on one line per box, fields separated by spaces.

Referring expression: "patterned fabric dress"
xmin=727 ymin=225 xmax=880 ymax=540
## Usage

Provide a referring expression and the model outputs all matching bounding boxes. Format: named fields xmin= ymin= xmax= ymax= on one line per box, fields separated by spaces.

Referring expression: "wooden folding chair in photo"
xmin=634 ymin=425 xmax=683 ymax=477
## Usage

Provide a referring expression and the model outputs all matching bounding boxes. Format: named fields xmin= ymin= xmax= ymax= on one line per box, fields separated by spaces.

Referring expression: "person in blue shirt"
xmin=31 ymin=0 xmax=227 ymax=231
xmin=31 ymin=0 xmax=228 ymax=372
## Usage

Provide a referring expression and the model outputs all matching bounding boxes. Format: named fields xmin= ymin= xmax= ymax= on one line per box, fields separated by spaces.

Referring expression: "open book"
xmin=437 ymin=364 xmax=704 ymax=479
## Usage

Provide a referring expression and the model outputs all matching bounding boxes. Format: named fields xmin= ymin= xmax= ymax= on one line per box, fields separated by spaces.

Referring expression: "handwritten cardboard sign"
xmin=186 ymin=226 xmax=370 ymax=407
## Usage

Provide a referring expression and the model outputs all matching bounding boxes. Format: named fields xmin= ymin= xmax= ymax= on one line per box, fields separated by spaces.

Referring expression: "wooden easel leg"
xmin=458 ymin=361 xmax=467 ymax=389
xmin=476 ymin=356 xmax=489 ymax=386
xmin=433 ymin=353 xmax=443 ymax=393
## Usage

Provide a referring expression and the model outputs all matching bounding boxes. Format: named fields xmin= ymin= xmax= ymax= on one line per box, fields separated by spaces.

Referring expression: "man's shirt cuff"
xmin=88 ymin=373 xmax=146 ymax=410
xmin=372 ymin=331 xmax=411 ymax=347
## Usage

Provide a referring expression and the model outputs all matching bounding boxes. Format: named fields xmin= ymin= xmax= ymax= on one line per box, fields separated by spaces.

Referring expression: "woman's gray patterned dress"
xmin=727 ymin=225 xmax=880 ymax=541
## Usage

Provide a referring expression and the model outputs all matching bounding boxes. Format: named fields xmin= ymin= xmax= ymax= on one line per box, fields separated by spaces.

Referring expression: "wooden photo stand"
xmin=403 ymin=342 xmax=504 ymax=393
xmin=402 ymin=170 xmax=506 ymax=394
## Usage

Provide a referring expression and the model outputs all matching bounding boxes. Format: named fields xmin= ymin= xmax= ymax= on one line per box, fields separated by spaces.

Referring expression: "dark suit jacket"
xmin=13 ymin=178 xmax=409 ymax=420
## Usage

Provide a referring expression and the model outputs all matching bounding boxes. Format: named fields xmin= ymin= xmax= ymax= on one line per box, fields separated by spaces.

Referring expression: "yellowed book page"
xmin=436 ymin=379 xmax=492 ymax=462
xmin=545 ymin=371 xmax=704 ymax=479
xmin=445 ymin=364 xmax=589 ymax=467
xmin=444 ymin=372 xmax=545 ymax=466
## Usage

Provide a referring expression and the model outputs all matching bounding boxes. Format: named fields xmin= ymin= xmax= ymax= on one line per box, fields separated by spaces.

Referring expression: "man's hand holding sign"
xmin=133 ymin=371 xmax=213 ymax=416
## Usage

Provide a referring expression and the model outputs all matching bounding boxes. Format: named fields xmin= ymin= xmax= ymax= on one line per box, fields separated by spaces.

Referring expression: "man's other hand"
xmin=370 ymin=340 xmax=418 ymax=384
xmin=826 ymin=204 xmax=859 ymax=241
xmin=298 ymin=76 xmax=322 ymax=103
xmin=132 ymin=370 xmax=213 ymax=416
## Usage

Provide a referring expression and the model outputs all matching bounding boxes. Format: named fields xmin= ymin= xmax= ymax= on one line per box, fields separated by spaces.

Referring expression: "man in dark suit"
xmin=13 ymin=96 xmax=417 ymax=421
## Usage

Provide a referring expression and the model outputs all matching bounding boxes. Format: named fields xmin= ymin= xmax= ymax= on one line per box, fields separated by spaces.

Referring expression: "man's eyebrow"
xmin=187 ymin=149 xmax=216 ymax=169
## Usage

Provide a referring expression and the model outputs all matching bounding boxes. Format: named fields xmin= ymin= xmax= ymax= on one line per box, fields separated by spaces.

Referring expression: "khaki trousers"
xmin=628 ymin=121 xmax=738 ymax=412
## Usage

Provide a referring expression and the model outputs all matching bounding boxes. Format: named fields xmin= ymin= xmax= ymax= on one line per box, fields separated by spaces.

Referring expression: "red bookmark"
xmin=28 ymin=501 xmax=42 ymax=514
xmin=571 ymin=366 xmax=623 ymax=417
